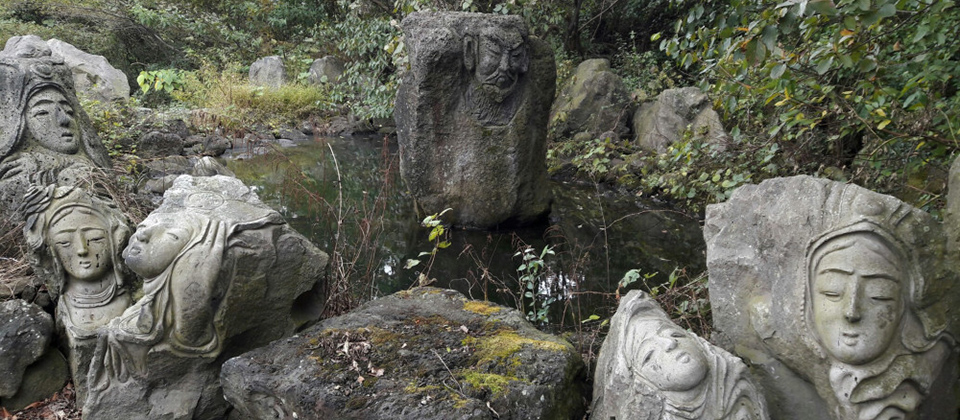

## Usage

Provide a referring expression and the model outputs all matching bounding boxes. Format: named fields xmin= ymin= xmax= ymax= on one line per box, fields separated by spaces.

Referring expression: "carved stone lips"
xmin=78 ymin=261 xmax=91 ymax=269
xmin=841 ymin=332 xmax=860 ymax=346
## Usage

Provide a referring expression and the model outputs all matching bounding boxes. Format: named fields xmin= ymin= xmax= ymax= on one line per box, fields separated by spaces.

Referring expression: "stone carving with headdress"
xmin=705 ymin=175 xmax=959 ymax=420
xmin=0 ymin=35 xmax=110 ymax=217
xmin=20 ymin=183 xmax=133 ymax=404
xmin=82 ymin=174 xmax=329 ymax=419
xmin=592 ymin=290 xmax=769 ymax=420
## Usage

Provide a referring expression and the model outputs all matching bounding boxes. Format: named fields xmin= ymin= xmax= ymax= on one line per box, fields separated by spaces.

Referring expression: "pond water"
xmin=227 ymin=135 xmax=706 ymax=325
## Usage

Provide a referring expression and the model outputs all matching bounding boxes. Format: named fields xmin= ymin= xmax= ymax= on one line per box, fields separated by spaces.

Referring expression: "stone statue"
xmin=395 ymin=12 xmax=554 ymax=229
xmin=82 ymin=175 xmax=328 ymax=419
xmin=20 ymin=184 xmax=133 ymax=405
xmin=592 ymin=290 xmax=768 ymax=420
xmin=0 ymin=35 xmax=110 ymax=217
xmin=462 ymin=25 xmax=528 ymax=126
xmin=705 ymin=175 xmax=959 ymax=419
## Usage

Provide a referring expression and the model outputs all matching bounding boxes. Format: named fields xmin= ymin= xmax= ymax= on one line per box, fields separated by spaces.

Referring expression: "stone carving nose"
xmin=57 ymin=107 xmax=71 ymax=126
xmin=843 ymin=292 xmax=862 ymax=322
xmin=77 ymin=238 xmax=89 ymax=256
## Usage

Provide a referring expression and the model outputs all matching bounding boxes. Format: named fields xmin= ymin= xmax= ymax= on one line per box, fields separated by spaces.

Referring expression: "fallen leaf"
xmin=459 ymin=325 xmax=469 ymax=333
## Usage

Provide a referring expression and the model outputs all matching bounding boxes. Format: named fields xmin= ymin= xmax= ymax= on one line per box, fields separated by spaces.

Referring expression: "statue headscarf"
xmin=0 ymin=35 xmax=109 ymax=167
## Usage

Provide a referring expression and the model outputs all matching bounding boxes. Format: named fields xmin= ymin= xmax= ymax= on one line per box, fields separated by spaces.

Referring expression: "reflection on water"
xmin=228 ymin=135 xmax=706 ymax=323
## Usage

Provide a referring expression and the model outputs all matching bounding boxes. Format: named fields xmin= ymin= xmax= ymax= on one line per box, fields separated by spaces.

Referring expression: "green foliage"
xmin=515 ymin=245 xmax=556 ymax=323
xmin=621 ymin=267 xmax=711 ymax=336
xmin=661 ymin=0 xmax=960 ymax=210
xmin=405 ymin=208 xmax=453 ymax=284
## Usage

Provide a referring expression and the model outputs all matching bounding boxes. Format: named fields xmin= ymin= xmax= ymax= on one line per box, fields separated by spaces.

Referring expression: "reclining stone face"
xmin=21 ymin=185 xmax=133 ymax=405
xmin=592 ymin=290 xmax=769 ymax=420
xmin=81 ymin=175 xmax=329 ymax=420
xmin=0 ymin=35 xmax=111 ymax=217
xmin=705 ymin=175 xmax=959 ymax=420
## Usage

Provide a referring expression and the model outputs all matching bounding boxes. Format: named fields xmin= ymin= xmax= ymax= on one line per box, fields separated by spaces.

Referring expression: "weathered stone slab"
xmin=0 ymin=35 xmax=111 ymax=218
xmin=395 ymin=12 xmax=555 ymax=229
xmin=307 ymin=56 xmax=345 ymax=85
xmin=549 ymin=58 xmax=633 ymax=141
xmin=633 ymin=87 xmax=727 ymax=153
xmin=0 ymin=299 xmax=54 ymax=402
xmin=592 ymin=290 xmax=768 ymax=420
xmin=46 ymin=39 xmax=129 ymax=103
xmin=221 ymin=288 xmax=587 ymax=419
xmin=249 ymin=56 xmax=285 ymax=88
xmin=82 ymin=175 xmax=328 ymax=419
xmin=705 ymin=175 xmax=959 ymax=419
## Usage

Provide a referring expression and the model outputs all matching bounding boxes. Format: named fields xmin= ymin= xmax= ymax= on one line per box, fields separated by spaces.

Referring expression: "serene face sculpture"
xmin=468 ymin=27 xmax=528 ymax=100
xmin=48 ymin=208 xmax=112 ymax=283
xmin=123 ymin=214 xmax=194 ymax=279
xmin=810 ymin=232 xmax=905 ymax=365
xmin=632 ymin=320 xmax=709 ymax=392
xmin=25 ymin=87 xmax=80 ymax=154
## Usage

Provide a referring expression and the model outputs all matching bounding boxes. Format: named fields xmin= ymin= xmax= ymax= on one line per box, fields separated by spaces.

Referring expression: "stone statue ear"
xmin=463 ymin=35 xmax=477 ymax=73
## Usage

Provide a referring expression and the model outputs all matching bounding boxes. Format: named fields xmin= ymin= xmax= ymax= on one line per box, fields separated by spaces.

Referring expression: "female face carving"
xmin=123 ymin=214 xmax=193 ymax=279
xmin=48 ymin=208 xmax=112 ymax=282
xmin=811 ymin=233 xmax=905 ymax=365
xmin=632 ymin=321 xmax=709 ymax=392
xmin=25 ymin=87 xmax=80 ymax=154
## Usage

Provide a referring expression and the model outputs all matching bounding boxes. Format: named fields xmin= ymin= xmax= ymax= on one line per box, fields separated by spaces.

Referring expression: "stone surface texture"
xmin=20 ymin=185 xmax=133 ymax=405
xmin=138 ymin=130 xmax=184 ymax=158
xmin=249 ymin=56 xmax=285 ymax=88
xmin=705 ymin=175 xmax=959 ymax=419
xmin=308 ymin=56 xmax=345 ymax=85
xmin=81 ymin=175 xmax=329 ymax=420
xmin=0 ymin=300 xmax=54 ymax=401
xmin=395 ymin=12 xmax=555 ymax=229
xmin=548 ymin=58 xmax=633 ymax=141
xmin=592 ymin=290 xmax=768 ymax=420
xmin=45 ymin=39 xmax=129 ymax=103
xmin=221 ymin=288 xmax=587 ymax=420
xmin=0 ymin=35 xmax=112 ymax=218
xmin=632 ymin=87 xmax=727 ymax=153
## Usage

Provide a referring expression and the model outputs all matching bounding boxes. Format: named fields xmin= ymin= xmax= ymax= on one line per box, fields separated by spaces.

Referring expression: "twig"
xmin=430 ymin=349 xmax=464 ymax=396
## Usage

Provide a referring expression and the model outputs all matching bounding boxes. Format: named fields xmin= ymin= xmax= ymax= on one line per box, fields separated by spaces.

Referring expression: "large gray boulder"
xmin=705 ymin=175 xmax=959 ymax=419
xmin=307 ymin=56 xmax=345 ymax=85
xmin=222 ymin=287 xmax=587 ymax=419
xmin=81 ymin=175 xmax=329 ymax=419
xmin=395 ymin=12 xmax=555 ymax=229
xmin=46 ymin=39 xmax=129 ymax=103
xmin=0 ymin=35 xmax=112 ymax=218
xmin=549 ymin=59 xmax=633 ymax=141
xmin=633 ymin=87 xmax=728 ymax=153
xmin=0 ymin=299 xmax=63 ymax=410
xmin=249 ymin=56 xmax=285 ymax=88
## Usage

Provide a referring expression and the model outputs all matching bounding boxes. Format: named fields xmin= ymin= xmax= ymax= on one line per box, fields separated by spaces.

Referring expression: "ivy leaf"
xmin=771 ymin=63 xmax=787 ymax=79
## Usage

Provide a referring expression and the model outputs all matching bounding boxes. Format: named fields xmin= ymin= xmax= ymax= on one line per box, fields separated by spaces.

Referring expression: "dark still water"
xmin=227 ymin=135 xmax=705 ymax=325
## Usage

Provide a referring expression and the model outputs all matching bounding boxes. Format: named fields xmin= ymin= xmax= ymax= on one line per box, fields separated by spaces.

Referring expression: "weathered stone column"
xmin=395 ymin=12 xmax=555 ymax=229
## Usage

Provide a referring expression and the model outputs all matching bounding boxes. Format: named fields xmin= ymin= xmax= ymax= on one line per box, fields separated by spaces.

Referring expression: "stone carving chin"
xmin=804 ymin=220 xmax=954 ymax=419
xmin=463 ymin=26 xmax=529 ymax=126
xmin=593 ymin=290 xmax=768 ymax=420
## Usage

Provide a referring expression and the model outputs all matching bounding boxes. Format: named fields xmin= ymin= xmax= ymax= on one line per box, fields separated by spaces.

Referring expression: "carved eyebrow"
xmin=861 ymin=273 xmax=899 ymax=281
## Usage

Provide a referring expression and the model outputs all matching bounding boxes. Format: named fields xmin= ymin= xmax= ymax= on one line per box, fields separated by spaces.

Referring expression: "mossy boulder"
xmin=549 ymin=58 xmax=633 ymax=142
xmin=221 ymin=288 xmax=587 ymax=419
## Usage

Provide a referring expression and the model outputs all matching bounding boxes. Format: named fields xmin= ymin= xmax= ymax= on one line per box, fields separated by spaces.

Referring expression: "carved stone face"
xmin=49 ymin=208 xmax=112 ymax=282
xmin=811 ymin=233 xmax=904 ymax=365
xmin=632 ymin=321 xmax=709 ymax=392
xmin=26 ymin=87 xmax=80 ymax=154
xmin=473 ymin=27 xmax=527 ymax=98
xmin=123 ymin=214 xmax=193 ymax=279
